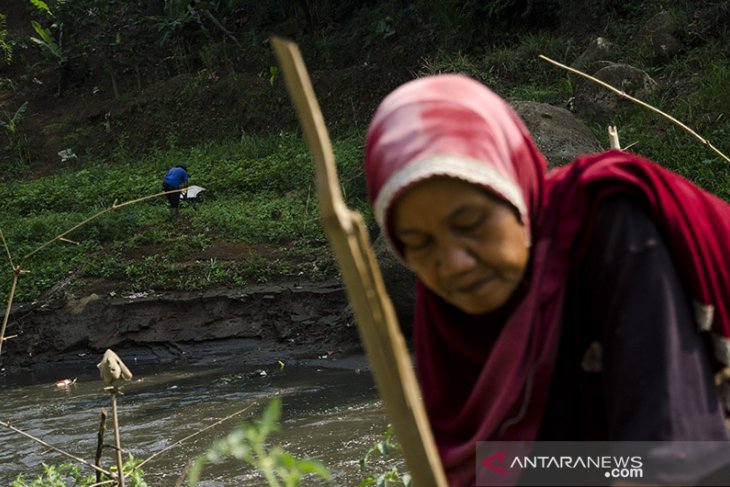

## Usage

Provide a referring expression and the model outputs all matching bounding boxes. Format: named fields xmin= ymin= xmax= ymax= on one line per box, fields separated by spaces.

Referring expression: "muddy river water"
xmin=0 ymin=360 xmax=405 ymax=486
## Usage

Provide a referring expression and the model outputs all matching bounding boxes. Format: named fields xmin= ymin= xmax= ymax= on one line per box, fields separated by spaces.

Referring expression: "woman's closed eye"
xmin=449 ymin=207 xmax=486 ymax=233
xmin=398 ymin=232 xmax=432 ymax=251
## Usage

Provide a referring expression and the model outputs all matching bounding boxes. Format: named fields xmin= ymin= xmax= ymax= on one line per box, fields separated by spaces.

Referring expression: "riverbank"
xmin=0 ymin=278 xmax=368 ymax=382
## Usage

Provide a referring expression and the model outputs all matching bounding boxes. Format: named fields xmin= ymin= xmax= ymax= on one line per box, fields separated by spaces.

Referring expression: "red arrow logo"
xmin=482 ymin=450 xmax=508 ymax=475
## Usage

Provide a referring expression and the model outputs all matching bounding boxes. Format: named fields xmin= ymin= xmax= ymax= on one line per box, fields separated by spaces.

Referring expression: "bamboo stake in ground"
xmin=110 ymin=389 xmax=125 ymax=487
xmin=272 ymin=37 xmax=448 ymax=487
xmin=539 ymin=54 xmax=730 ymax=165
xmin=98 ymin=349 xmax=133 ymax=487
xmin=95 ymin=409 xmax=108 ymax=484
xmin=608 ymin=126 xmax=621 ymax=150
xmin=0 ymin=271 xmax=18 ymax=357
xmin=0 ymin=228 xmax=20 ymax=357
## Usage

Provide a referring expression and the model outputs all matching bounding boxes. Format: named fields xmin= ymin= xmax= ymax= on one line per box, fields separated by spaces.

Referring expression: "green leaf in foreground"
xmin=188 ymin=397 xmax=331 ymax=487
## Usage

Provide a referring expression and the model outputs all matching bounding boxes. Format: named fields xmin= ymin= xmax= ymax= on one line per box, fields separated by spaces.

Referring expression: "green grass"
xmin=3 ymin=1 xmax=730 ymax=304
xmin=0 ymin=132 xmax=366 ymax=302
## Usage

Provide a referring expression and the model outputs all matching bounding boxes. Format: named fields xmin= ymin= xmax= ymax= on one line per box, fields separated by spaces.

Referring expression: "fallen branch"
xmin=539 ymin=54 xmax=730 ymax=165
xmin=0 ymin=420 xmax=112 ymax=477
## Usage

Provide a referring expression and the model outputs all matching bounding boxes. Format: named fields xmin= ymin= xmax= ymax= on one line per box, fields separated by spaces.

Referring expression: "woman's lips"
xmin=454 ymin=275 xmax=494 ymax=294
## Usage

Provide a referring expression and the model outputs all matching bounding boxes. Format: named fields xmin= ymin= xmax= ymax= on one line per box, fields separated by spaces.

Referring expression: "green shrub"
xmin=12 ymin=455 xmax=148 ymax=487
xmin=188 ymin=398 xmax=331 ymax=487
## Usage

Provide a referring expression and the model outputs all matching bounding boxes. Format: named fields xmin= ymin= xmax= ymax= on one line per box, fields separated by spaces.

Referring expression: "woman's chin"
xmin=447 ymin=288 xmax=511 ymax=315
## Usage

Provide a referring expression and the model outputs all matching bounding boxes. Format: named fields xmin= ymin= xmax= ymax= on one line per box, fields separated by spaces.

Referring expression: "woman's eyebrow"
xmin=394 ymin=227 xmax=429 ymax=239
xmin=444 ymin=204 xmax=482 ymax=223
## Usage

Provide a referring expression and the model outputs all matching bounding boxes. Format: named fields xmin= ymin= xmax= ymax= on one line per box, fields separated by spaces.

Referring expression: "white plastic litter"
xmin=184 ymin=185 xmax=206 ymax=199
xmin=58 ymin=149 xmax=78 ymax=162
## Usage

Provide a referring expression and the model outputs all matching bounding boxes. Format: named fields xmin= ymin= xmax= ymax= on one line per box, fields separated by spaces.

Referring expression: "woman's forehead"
xmin=393 ymin=176 xmax=514 ymax=219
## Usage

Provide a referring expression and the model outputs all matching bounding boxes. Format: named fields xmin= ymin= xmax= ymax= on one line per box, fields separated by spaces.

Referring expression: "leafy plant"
xmin=356 ymin=424 xmax=411 ymax=487
xmin=0 ymin=12 xmax=12 ymax=67
xmin=28 ymin=0 xmax=68 ymax=96
xmin=188 ymin=397 xmax=331 ymax=486
xmin=30 ymin=20 xmax=64 ymax=62
xmin=0 ymin=101 xmax=27 ymax=137
xmin=257 ymin=66 xmax=280 ymax=87
xmin=11 ymin=455 xmax=148 ymax=487
xmin=0 ymin=101 xmax=30 ymax=165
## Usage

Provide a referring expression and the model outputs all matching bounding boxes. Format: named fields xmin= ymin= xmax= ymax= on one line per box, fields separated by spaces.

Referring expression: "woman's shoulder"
xmin=585 ymin=194 xmax=664 ymax=267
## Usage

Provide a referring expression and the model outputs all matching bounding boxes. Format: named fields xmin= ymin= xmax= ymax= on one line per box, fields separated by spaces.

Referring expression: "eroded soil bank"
xmin=0 ymin=278 xmax=365 ymax=379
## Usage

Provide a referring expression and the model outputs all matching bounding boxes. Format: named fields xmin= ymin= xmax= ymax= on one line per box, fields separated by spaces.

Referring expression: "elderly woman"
xmin=364 ymin=74 xmax=730 ymax=485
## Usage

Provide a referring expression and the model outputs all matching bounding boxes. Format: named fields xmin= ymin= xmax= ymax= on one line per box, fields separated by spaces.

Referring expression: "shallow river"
xmin=0 ymin=360 xmax=404 ymax=486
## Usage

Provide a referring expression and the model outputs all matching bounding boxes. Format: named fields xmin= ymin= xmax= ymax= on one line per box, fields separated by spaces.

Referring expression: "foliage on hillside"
xmin=0 ymin=133 xmax=367 ymax=302
xmin=0 ymin=0 xmax=729 ymax=303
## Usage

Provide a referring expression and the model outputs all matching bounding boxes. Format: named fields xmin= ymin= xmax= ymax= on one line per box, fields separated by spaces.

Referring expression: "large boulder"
xmin=571 ymin=37 xmax=617 ymax=71
xmin=573 ymin=63 xmax=660 ymax=125
xmin=635 ymin=10 xmax=682 ymax=61
xmin=510 ymin=100 xmax=603 ymax=167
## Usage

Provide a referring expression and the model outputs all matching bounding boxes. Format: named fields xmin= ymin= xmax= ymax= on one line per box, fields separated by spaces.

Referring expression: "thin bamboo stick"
xmin=0 ymin=420 xmax=112 ymax=477
xmin=134 ymin=403 xmax=255 ymax=470
xmin=0 ymin=228 xmax=15 ymax=270
xmin=0 ymin=228 xmax=19 ymax=357
xmin=21 ymin=188 xmax=186 ymax=263
xmin=0 ymin=272 xmax=18 ymax=357
xmin=0 ymin=188 xmax=187 ymax=357
xmin=539 ymin=54 xmax=730 ymax=164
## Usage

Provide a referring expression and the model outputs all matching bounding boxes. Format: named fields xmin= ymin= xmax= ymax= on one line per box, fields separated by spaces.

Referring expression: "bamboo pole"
xmin=110 ymin=389 xmax=125 ymax=487
xmin=271 ymin=37 xmax=448 ymax=487
xmin=21 ymin=188 xmax=186 ymax=263
xmin=0 ymin=228 xmax=18 ymax=357
xmin=0 ymin=272 xmax=17 ymax=357
xmin=608 ymin=125 xmax=621 ymax=150
xmin=539 ymin=54 xmax=730 ymax=165
xmin=95 ymin=409 xmax=108 ymax=484
xmin=0 ymin=228 xmax=14 ymax=269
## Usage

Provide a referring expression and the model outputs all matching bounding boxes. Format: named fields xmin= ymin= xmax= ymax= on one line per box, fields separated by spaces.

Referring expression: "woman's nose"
xmin=436 ymin=243 xmax=476 ymax=277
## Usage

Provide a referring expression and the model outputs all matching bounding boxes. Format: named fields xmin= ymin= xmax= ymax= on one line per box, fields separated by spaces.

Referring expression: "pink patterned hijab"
xmin=364 ymin=74 xmax=730 ymax=485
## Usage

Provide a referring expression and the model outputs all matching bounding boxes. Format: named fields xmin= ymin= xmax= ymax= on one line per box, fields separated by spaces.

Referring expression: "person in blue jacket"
xmin=162 ymin=164 xmax=189 ymax=219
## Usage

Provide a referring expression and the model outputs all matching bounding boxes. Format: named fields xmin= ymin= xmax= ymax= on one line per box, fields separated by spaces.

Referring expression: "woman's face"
xmin=392 ymin=177 xmax=530 ymax=315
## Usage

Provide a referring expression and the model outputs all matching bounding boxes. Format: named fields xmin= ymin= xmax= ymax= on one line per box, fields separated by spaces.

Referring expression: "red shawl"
xmin=364 ymin=74 xmax=730 ymax=485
